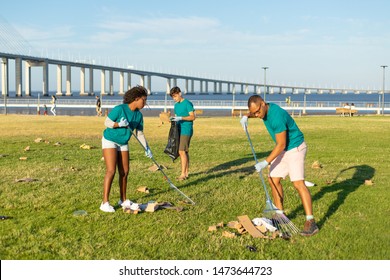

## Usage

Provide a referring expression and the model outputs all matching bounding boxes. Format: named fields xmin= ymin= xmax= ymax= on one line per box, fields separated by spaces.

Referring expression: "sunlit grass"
xmin=0 ymin=114 xmax=389 ymax=260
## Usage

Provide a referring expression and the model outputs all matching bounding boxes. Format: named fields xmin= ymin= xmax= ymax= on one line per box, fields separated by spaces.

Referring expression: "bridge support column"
xmin=109 ymin=70 xmax=114 ymax=95
xmin=139 ymin=75 xmax=145 ymax=88
xmin=89 ymin=67 xmax=94 ymax=95
xmin=127 ymin=73 xmax=131 ymax=90
xmin=101 ymin=69 xmax=106 ymax=95
xmin=218 ymin=82 xmax=222 ymax=93
xmin=172 ymin=78 xmax=177 ymax=87
xmin=184 ymin=79 xmax=188 ymax=94
xmin=244 ymin=84 xmax=249 ymax=94
xmin=56 ymin=65 xmax=63 ymax=95
xmin=119 ymin=72 xmax=125 ymax=95
xmin=1 ymin=58 xmax=8 ymax=97
xmin=200 ymin=80 xmax=203 ymax=93
xmin=65 ymin=65 xmax=72 ymax=96
xmin=25 ymin=61 xmax=31 ymax=96
xmin=80 ymin=67 xmax=88 ymax=95
xmin=191 ymin=80 xmax=194 ymax=93
xmin=214 ymin=82 xmax=217 ymax=93
xmin=15 ymin=58 xmax=22 ymax=97
xmin=166 ymin=78 xmax=171 ymax=93
xmin=146 ymin=75 xmax=151 ymax=95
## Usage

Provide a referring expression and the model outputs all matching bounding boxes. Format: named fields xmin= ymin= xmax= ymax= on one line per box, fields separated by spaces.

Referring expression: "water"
xmin=2 ymin=90 xmax=385 ymax=116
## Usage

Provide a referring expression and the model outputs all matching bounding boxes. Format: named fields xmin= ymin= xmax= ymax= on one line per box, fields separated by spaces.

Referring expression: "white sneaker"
xmin=100 ymin=202 xmax=115 ymax=213
xmin=118 ymin=199 xmax=133 ymax=209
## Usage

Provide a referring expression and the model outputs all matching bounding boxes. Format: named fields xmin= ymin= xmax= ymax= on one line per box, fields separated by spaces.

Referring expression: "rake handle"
xmin=244 ymin=125 xmax=273 ymax=202
xmin=128 ymin=128 xmax=195 ymax=205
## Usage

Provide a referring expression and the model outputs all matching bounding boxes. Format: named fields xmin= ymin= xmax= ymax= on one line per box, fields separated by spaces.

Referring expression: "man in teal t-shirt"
xmin=240 ymin=95 xmax=319 ymax=237
xmin=169 ymin=86 xmax=196 ymax=181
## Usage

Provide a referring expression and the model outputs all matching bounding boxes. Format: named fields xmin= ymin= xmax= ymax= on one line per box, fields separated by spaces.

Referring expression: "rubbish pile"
xmin=208 ymin=215 xmax=286 ymax=239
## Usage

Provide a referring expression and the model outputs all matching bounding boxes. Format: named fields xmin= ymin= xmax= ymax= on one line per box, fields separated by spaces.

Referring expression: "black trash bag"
xmin=164 ymin=121 xmax=181 ymax=161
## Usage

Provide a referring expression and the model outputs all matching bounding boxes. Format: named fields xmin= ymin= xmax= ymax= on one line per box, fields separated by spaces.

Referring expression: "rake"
xmin=129 ymin=129 xmax=195 ymax=205
xmin=244 ymin=125 xmax=299 ymax=236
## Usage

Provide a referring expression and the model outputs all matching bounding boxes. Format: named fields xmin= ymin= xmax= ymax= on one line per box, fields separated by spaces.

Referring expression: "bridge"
xmin=1 ymin=51 xmax=387 ymax=99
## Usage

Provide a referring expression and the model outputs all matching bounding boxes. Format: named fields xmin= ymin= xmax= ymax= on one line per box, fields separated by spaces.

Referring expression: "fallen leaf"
xmin=19 ymin=157 xmax=28 ymax=160
xmin=24 ymin=146 xmax=30 ymax=151
xmin=364 ymin=180 xmax=374 ymax=186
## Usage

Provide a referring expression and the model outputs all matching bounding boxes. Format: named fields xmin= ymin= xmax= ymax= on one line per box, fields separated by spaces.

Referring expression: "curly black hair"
xmin=123 ymin=86 xmax=148 ymax=104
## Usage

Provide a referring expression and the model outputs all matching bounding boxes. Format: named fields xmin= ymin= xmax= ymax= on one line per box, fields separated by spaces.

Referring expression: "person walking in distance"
xmin=169 ymin=86 xmax=196 ymax=181
xmin=96 ymin=96 xmax=102 ymax=116
xmin=100 ymin=86 xmax=153 ymax=213
xmin=50 ymin=95 xmax=57 ymax=116
xmin=240 ymin=95 xmax=319 ymax=236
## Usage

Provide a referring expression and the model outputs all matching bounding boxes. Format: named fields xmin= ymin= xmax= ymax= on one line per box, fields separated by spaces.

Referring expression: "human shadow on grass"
xmin=288 ymin=164 xmax=375 ymax=228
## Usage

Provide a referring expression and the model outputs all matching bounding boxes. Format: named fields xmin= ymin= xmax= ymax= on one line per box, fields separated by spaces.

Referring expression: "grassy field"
xmin=0 ymin=114 xmax=389 ymax=260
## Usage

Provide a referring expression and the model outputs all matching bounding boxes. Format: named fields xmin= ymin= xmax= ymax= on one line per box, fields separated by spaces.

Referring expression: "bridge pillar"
xmin=166 ymin=78 xmax=171 ymax=94
xmin=139 ymin=75 xmax=145 ymax=88
xmin=65 ymin=65 xmax=72 ymax=96
xmin=80 ymin=67 xmax=87 ymax=95
xmin=184 ymin=79 xmax=188 ymax=94
xmin=172 ymin=78 xmax=177 ymax=87
xmin=101 ymin=69 xmax=106 ymax=95
xmin=1 ymin=58 xmax=8 ymax=97
xmin=244 ymin=84 xmax=249 ymax=94
xmin=89 ymin=67 xmax=94 ymax=95
xmin=127 ymin=73 xmax=132 ymax=90
xmin=119 ymin=72 xmax=125 ymax=95
xmin=227 ymin=83 xmax=231 ymax=93
xmin=241 ymin=84 xmax=244 ymax=93
xmin=15 ymin=57 xmax=22 ymax=97
xmin=191 ymin=79 xmax=194 ymax=93
xmin=25 ymin=61 xmax=31 ymax=96
xmin=146 ymin=75 xmax=151 ymax=95
xmin=200 ymin=80 xmax=203 ymax=94
xmin=109 ymin=70 xmax=114 ymax=95
xmin=56 ymin=65 xmax=63 ymax=95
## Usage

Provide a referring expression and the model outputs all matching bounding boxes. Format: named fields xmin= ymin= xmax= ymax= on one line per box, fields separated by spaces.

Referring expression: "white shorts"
xmin=269 ymin=142 xmax=307 ymax=182
xmin=102 ymin=136 xmax=128 ymax=151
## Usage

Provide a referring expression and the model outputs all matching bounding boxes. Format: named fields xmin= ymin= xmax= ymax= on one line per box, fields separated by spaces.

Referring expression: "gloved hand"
xmin=255 ymin=160 xmax=269 ymax=172
xmin=240 ymin=116 xmax=248 ymax=130
xmin=118 ymin=117 xmax=129 ymax=127
xmin=170 ymin=116 xmax=182 ymax=122
xmin=145 ymin=147 xmax=153 ymax=158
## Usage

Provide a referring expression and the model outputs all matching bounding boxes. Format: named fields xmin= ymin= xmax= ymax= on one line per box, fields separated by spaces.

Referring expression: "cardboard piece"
xmin=208 ymin=225 xmax=217 ymax=232
xmin=24 ymin=146 xmax=30 ymax=151
xmin=159 ymin=112 xmax=171 ymax=123
xmin=145 ymin=202 xmax=159 ymax=212
xmin=227 ymin=221 xmax=240 ymax=229
xmin=34 ymin=138 xmax=43 ymax=143
xmin=123 ymin=208 xmax=139 ymax=214
xmin=237 ymin=215 xmax=264 ymax=238
xmin=222 ymin=231 xmax=236 ymax=238
xmin=148 ymin=164 xmax=167 ymax=172
xmin=137 ymin=186 xmax=150 ymax=193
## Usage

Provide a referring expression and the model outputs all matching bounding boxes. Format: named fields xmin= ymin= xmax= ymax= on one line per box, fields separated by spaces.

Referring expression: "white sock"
xmin=306 ymin=215 xmax=314 ymax=221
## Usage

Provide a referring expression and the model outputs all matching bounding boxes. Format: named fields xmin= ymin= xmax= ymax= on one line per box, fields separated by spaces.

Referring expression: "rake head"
xmin=263 ymin=199 xmax=300 ymax=236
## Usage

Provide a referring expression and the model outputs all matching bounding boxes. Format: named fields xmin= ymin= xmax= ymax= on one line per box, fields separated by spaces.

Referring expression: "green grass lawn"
xmin=0 ymin=114 xmax=389 ymax=260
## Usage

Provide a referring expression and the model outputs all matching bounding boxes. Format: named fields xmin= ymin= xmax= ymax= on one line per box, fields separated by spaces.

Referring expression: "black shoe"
xmin=300 ymin=219 xmax=319 ymax=236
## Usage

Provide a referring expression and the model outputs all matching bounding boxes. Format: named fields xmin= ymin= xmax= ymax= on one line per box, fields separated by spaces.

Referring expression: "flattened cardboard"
xmin=237 ymin=215 xmax=264 ymax=238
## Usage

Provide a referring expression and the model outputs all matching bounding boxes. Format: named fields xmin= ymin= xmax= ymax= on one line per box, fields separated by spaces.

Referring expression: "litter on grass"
xmin=210 ymin=215 xmax=288 ymax=240
xmin=123 ymin=201 xmax=183 ymax=215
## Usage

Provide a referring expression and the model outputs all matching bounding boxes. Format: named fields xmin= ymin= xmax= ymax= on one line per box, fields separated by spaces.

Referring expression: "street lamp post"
xmin=262 ymin=67 xmax=268 ymax=102
xmin=381 ymin=65 xmax=388 ymax=115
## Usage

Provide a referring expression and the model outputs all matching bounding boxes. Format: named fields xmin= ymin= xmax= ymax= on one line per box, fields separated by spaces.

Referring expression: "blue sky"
xmin=1 ymin=0 xmax=389 ymax=90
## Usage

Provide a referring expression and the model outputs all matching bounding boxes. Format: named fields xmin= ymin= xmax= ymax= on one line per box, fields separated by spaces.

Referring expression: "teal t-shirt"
xmin=263 ymin=103 xmax=304 ymax=151
xmin=174 ymin=99 xmax=195 ymax=136
xmin=103 ymin=104 xmax=144 ymax=145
